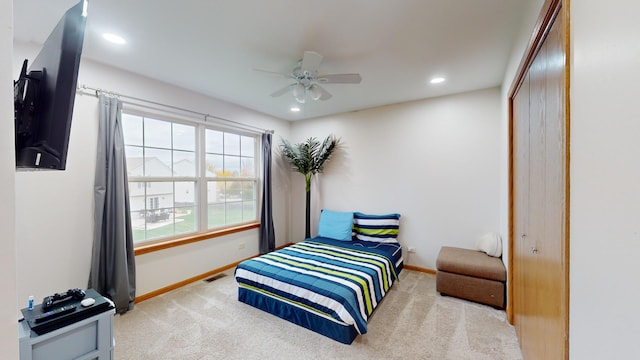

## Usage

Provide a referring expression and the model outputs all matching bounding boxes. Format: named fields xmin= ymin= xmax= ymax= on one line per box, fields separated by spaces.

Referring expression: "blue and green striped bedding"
xmin=235 ymin=237 xmax=402 ymax=342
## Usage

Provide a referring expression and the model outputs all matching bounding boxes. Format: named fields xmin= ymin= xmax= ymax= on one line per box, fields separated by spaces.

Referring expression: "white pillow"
xmin=475 ymin=232 xmax=502 ymax=257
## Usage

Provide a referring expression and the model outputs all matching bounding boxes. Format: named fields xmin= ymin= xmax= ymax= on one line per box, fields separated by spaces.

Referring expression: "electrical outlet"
xmin=238 ymin=243 xmax=245 ymax=250
xmin=408 ymin=247 xmax=416 ymax=253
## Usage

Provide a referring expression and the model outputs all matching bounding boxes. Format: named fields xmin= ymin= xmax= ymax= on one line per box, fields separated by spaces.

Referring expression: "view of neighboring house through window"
xmin=122 ymin=113 xmax=258 ymax=244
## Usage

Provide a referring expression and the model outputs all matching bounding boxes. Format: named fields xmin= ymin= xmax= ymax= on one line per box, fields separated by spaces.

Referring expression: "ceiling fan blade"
xmin=270 ymin=83 xmax=296 ymax=97
xmin=310 ymin=84 xmax=332 ymax=101
xmin=301 ymin=51 xmax=323 ymax=73
xmin=253 ymin=68 xmax=294 ymax=79
xmin=317 ymin=73 xmax=362 ymax=84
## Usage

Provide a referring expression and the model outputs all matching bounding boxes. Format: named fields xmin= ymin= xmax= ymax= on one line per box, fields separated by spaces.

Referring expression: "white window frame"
xmin=122 ymin=110 xmax=261 ymax=246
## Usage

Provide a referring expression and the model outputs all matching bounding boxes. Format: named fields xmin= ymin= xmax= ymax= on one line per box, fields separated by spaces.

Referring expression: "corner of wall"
xmin=1 ymin=0 xmax=19 ymax=357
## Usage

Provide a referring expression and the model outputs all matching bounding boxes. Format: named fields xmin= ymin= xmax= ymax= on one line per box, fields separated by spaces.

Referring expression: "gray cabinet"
xmin=19 ymin=308 xmax=115 ymax=360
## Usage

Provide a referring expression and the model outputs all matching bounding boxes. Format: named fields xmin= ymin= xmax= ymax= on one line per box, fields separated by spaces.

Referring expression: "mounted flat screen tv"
xmin=14 ymin=0 xmax=87 ymax=170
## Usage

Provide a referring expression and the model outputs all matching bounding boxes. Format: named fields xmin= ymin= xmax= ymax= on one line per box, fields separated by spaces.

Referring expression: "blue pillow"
xmin=353 ymin=212 xmax=401 ymax=242
xmin=318 ymin=209 xmax=354 ymax=241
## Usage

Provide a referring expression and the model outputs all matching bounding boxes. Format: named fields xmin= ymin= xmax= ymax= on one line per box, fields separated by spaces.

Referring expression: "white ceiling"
xmin=13 ymin=0 xmax=527 ymax=121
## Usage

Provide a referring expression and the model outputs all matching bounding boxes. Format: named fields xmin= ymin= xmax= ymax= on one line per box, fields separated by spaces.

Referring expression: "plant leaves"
xmin=280 ymin=135 xmax=340 ymax=177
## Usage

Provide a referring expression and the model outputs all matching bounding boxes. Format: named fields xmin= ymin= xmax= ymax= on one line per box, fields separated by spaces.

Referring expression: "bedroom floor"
xmin=113 ymin=269 xmax=523 ymax=359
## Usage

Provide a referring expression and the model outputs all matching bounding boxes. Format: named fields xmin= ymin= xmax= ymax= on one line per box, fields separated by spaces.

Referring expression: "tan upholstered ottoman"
xmin=436 ymin=246 xmax=506 ymax=309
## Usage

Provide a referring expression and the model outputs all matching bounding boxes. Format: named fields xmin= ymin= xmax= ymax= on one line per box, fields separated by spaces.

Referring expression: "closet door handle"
xmin=520 ymin=233 xmax=527 ymax=240
xmin=531 ymin=246 xmax=538 ymax=254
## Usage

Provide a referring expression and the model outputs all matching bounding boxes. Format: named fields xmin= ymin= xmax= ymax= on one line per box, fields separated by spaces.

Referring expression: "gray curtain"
xmin=259 ymin=132 xmax=275 ymax=254
xmin=89 ymin=94 xmax=136 ymax=314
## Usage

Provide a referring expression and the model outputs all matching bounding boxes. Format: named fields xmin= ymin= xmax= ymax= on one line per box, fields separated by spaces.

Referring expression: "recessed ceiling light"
xmin=430 ymin=77 xmax=446 ymax=84
xmin=290 ymin=107 xmax=301 ymax=112
xmin=103 ymin=33 xmax=126 ymax=45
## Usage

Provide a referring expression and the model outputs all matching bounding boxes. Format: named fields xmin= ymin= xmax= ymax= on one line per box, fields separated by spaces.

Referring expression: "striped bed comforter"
xmin=235 ymin=239 xmax=399 ymax=335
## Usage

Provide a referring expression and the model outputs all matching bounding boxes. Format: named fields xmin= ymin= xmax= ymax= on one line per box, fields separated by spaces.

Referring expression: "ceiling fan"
xmin=257 ymin=51 xmax=362 ymax=104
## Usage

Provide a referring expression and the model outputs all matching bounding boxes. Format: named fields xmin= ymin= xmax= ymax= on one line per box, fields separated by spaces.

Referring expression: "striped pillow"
xmin=353 ymin=212 xmax=401 ymax=242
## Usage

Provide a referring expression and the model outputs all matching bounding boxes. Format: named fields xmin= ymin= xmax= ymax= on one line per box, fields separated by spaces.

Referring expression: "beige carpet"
xmin=113 ymin=269 xmax=523 ymax=359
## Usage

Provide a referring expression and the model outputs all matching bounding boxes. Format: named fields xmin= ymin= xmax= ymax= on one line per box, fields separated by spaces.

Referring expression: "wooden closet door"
xmin=512 ymin=69 xmax=530 ymax=346
xmin=526 ymin=26 xmax=548 ymax=360
xmin=511 ymin=7 xmax=568 ymax=360
xmin=538 ymin=12 xmax=567 ymax=359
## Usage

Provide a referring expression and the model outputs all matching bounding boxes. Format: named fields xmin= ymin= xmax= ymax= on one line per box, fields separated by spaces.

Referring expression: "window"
xmin=122 ymin=113 xmax=259 ymax=244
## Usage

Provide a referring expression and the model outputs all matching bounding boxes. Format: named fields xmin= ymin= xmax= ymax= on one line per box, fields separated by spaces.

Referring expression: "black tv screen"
xmin=14 ymin=0 xmax=87 ymax=170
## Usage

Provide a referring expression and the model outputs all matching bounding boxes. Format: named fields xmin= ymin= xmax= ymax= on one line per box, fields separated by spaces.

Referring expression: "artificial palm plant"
xmin=280 ymin=135 xmax=340 ymax=238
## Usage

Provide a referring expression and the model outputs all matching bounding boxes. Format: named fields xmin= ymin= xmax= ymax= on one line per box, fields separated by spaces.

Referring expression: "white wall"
xmin=570 ymin=1 xmax=640 ymax=358
xmin=289 ymin=88 xmax=502 ymax=270
xmin=0 ymin=0 xmax=18 ymax=357
xmin=13 ymin=41 xmax=291 ymax=301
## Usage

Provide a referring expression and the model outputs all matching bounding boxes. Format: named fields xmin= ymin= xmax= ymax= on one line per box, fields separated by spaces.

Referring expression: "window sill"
xmin=133 ymin=222 xmax=260 ymax=256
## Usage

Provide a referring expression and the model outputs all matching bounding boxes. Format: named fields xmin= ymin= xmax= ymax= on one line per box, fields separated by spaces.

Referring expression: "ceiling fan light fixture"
xmin=294 ymin=94 xmax=306 ymax=104
xmin=309 ymin=85 xmax=322 ymax=101
xmin=293 ymin=84 xmax=306 ymax=103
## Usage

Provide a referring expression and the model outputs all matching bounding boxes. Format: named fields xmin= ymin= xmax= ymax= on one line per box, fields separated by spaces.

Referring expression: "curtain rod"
xmin=77 ymin=84 xmax=274 ymax=134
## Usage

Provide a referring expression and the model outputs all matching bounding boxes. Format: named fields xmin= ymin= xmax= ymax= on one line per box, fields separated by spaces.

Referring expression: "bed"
xmin=235 ymin=210 xmax=403 ymax=344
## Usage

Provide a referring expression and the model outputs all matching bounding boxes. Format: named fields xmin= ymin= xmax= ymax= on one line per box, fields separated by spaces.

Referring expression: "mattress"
xmin=235 ymin=237 xmax=403 ymax=343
